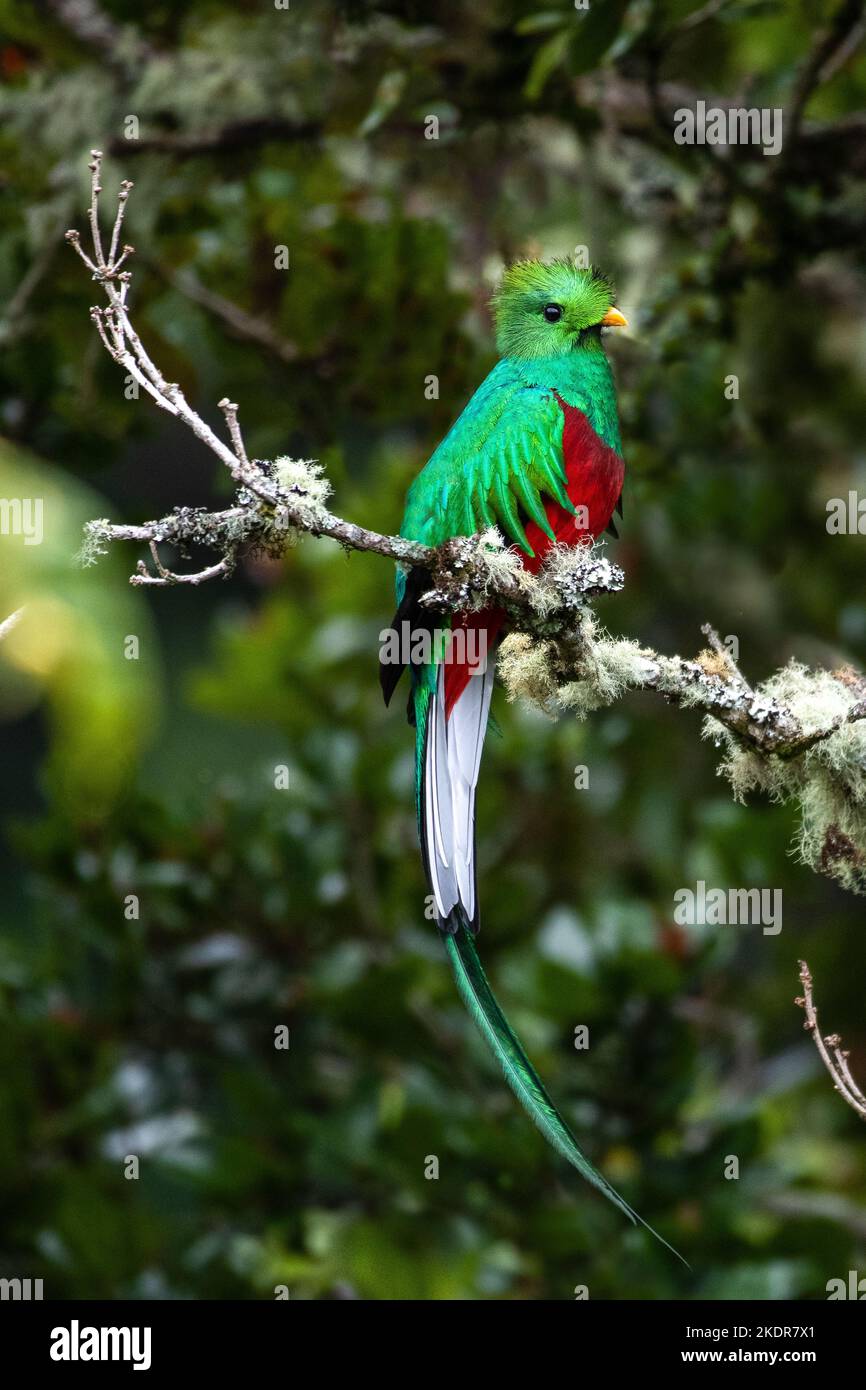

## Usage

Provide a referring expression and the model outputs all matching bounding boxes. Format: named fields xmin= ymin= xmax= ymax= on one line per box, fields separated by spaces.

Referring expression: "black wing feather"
xmin=379 ymin=567 xmax=433 ymax=713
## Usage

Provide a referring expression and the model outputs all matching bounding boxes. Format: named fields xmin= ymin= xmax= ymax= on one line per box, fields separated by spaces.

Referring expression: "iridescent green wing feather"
xmin=401 ymin=359 xmax=579 ymax=557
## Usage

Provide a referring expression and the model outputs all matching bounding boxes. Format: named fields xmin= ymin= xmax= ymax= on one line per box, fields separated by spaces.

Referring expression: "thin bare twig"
xmin=0 ymin=201 xmax=76 ymax=346
xmin=700 ymin=621 xmax=750 ymax=690
xmin=132 ymin=551 xmax=232 ymax=587
xmin=151 ymin=263 xmax=299 ymax=365
xmin=795 ymin=960 xmax=866 ymax=1121
xmin=786 ymin=0 xmax=865 ymax=144
xmin=108 ymin=180 xmax=133 ymax=266
xmin=87 ymin=150 xmax=105 ymax=270
xmin=217 ymin=398 xmax=250 ymax=469
xmin=66 ymin=152 xmax=282 ymax=510
xmin=678 ymin=0 xmax=731 ymax=30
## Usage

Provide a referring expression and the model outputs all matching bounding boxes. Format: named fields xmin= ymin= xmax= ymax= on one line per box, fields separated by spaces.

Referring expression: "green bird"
xmin=381 ymin=257 xmax=680 ymax=1258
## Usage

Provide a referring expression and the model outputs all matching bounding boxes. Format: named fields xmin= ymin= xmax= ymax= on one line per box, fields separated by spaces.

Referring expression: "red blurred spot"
xmin=49 ymin=1004 xmax=84 ymax=1029
xmin=1 ymin=46 xmax=28 ymax=78
xmin=657 ymin=919 xmax=690 ymax=960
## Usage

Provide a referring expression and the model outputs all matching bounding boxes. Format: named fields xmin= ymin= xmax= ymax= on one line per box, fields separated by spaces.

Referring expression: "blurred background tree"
xmin=1 ymin=0 xmax=865 ymax=1299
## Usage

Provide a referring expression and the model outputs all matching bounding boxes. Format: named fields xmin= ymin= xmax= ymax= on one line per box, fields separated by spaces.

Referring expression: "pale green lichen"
xmin=77 ymin=519 xmax=112 ymax=568
xmin=558 ymin=636 xmax=650 ymax=717
xmin=497 ymin=632 xmax=560 ymax=712
xmin=498 ymin=609 xmax=651 ymax=719
xmin=273 ymin=456 xmax=332 ymax=510
xmin=464 ymin=529 xmax=535 ymax=607
xmin=271 ymin=456 xmax=333 ymax=548
xmin=708 ymin=662 xmax=866 ymax=894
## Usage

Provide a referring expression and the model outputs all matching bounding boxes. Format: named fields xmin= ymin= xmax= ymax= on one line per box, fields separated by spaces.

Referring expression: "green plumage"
xmin=400 ymin=353 xmax=621 ymax=557
xmin=444 ymin=924 xmax=635 ymax=1213
xmin=445 ymin=924 xmax=686 ymax=1264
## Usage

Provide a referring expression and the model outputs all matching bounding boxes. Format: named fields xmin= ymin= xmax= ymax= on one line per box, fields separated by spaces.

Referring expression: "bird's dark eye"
xmin=542 ymin=303 xmax=563 ymax=323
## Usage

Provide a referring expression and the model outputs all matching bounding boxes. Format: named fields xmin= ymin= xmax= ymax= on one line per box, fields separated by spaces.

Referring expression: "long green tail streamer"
xmin=443 ymin=922 xmax=688 ymax=1266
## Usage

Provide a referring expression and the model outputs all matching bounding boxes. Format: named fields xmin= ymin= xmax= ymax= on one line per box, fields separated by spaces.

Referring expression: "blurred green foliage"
xmin=1 ymin=0 xmax=865 ymax=1299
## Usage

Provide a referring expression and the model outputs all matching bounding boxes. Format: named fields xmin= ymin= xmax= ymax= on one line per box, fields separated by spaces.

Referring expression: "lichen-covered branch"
xmin=499 ymin=614 xmax=866 ymax=894
xmin=796 ymin=960 xmax=866 ymax=1121
xmin=68 ymin=155 xmax=866 ymax=895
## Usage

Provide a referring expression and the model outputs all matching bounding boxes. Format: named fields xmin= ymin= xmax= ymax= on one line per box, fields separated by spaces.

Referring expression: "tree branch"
xmin=107 ymin=117 xmax=321 ymax=161
xmin=0 ymin=200 xmax=76 ymax=347
xmin=795 ymin=960 xmax=866 ymax=1121
xmin=573 ymin=72 xmax=866 ymax=192
xmin=42 ymin=0 xmax=157 ymax=72
xmin=785 ymin=0 xmax=865 ymax=145
xmin=148 ymin=261 xmax=300 ymax=365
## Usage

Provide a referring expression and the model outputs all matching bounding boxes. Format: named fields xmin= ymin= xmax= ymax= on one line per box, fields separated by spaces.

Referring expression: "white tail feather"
xmin=423 ymin=658 xmax=495 ymax=926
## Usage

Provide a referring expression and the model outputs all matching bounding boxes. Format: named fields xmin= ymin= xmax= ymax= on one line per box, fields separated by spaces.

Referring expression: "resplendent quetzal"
xmin=382 ymin=257 xmax=677 ymax=1255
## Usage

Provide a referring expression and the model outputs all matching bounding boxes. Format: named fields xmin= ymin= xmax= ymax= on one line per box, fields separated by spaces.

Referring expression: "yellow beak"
xmin=601 ymin=307 xmax=628 ymax=328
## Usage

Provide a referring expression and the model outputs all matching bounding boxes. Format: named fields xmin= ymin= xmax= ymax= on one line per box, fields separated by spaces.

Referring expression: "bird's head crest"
xmin=491 ymin=257 xmax=626 ymax=360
